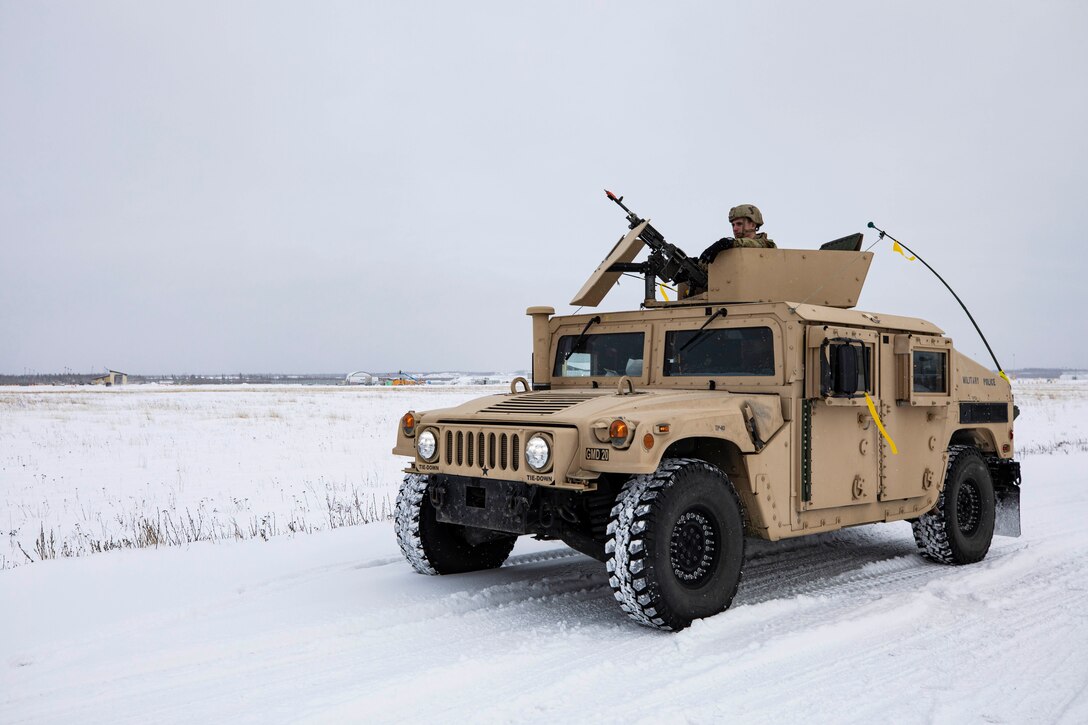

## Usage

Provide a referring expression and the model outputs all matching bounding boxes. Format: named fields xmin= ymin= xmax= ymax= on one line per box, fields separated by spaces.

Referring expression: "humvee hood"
xmin=422 ymin=388 xmax=784 ymax=442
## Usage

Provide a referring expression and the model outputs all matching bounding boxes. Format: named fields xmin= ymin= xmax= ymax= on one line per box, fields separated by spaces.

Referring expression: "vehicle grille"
xmin=444 ymin=428 xmax=521 ymax=474
xmin=478 ymin=392 xmax=598 ymax=415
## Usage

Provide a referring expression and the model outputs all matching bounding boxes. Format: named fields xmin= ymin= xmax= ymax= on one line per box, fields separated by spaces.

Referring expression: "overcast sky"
xmin=2 ymin=1 xmax=1085 ymax=374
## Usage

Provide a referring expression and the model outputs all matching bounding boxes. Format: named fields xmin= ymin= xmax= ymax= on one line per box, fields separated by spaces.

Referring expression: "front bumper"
xmin=429 ymin=475 xmax=538 ymax=534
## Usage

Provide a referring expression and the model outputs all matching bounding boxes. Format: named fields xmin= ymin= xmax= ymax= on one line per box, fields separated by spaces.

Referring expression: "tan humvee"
xmin=392 ymin=219 xmax=1021 ymax=631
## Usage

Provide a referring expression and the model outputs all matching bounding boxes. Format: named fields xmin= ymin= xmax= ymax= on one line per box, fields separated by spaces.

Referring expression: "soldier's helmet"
xmin=729 ymin=204 xmax=764 ymax=227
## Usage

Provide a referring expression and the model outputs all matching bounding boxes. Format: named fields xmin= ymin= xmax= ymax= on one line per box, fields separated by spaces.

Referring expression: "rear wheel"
xmin=394 ymin=474 xmax=517 ymax=575
xmin=912 ymin=446 xmax=995 ymax=564
xmin=606 ymin=458 xmax=745 ymax=631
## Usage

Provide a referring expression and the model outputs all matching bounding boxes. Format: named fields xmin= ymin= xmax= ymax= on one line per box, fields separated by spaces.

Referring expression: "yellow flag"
xmin=659 ymin=284 xmax=670 ymax=301
xmin=892 ymin=241 xmax=916 ymax=261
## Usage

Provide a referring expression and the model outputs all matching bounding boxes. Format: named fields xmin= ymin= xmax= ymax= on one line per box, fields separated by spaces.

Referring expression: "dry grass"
xmin=9 ymin=485 xmax=392 ymax=567
xmin=1017 ymin=438 xmax=1088 ymax=456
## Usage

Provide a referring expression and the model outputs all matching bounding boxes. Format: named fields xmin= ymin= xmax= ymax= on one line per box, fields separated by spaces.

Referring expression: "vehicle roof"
xmin=553 ymin=301 xmax=944 ymax=335
xmin=788 ymin=303 xmax=944 ymax=334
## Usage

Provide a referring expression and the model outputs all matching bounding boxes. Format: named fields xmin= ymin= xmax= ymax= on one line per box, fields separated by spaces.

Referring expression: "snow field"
xmin=1011 ymin=379 xmax=1088 ymax=455
xmin=0 ymin=384 xmax=502 ymax=568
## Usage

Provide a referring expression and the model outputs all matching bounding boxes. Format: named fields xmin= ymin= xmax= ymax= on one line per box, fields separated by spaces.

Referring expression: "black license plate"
xmin=585 ymin=447 xmax=609 ymax=461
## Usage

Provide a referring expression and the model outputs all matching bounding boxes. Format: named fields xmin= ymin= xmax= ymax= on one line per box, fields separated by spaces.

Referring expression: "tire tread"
xmin=911 ymin=445 xmax=992 ymax=565
xmin=606 ymin=458 xmax=744 ymax=631
xmin=394 ymin=473 xmax=439 ymax=575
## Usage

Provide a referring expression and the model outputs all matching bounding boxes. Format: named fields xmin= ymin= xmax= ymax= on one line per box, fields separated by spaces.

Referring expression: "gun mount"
xmin=570 ymin=191 xmax=707 ymax=307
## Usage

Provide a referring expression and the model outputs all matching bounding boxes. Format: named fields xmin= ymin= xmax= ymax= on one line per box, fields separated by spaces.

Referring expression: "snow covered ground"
xmin=2 ymin=381 xmax=1087 ymax=723
xmin=0 ymin=384 xmax=505 ymax=569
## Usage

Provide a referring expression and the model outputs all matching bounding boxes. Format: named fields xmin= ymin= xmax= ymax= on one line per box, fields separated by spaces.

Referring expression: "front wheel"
xmin=394 ymin=474 xmax=517 ymax=575
xmin=606 ymin=458 xmax=746 ymax=631
xmin=911 ymin=446 xmax=996 ymax=564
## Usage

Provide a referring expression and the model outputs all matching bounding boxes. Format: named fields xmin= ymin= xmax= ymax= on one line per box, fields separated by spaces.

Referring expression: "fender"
xmin=575 ymin=394 xmax=785 ymax=477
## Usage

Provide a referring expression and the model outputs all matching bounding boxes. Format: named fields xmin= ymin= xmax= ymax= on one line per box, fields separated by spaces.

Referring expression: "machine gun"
xmin=604 ymin=190 xmax=707 ymax=301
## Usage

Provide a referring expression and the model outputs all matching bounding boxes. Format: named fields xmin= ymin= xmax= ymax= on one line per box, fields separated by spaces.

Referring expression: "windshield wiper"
xmin=679 ymin=308 xmax=728 ymax=354
xmin=564 ymin=315 xmax=602 ymax=361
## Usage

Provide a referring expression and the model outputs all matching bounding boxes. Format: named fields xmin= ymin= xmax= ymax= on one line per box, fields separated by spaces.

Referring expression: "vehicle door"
xmin=801 ymin=326 xmax=881 ymax=510
xmin=877 ymin=333 xmax=953 ymax=501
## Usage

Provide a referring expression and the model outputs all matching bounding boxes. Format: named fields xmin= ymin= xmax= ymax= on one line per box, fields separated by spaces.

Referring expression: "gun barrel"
xmin=604 ymin=189 xmax=641 ymax=225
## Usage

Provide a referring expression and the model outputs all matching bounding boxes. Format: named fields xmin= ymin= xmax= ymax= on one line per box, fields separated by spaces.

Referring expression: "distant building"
xmin=92 ymin=369 xmax=128 ymax=386
xmin=1060 ymin=371 xmax=1088 ymax=381
xmin=345 ymin=371 xmax=376 ymax=385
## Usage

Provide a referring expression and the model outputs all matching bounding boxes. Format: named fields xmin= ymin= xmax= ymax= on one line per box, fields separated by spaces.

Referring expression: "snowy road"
xmin=3 ymin=450 xmax=1086 ymax=723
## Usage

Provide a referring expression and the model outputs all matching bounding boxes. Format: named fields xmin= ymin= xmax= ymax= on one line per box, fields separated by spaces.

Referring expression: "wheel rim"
xmin=670 ymin=507 xmax=720 ymax=588
xmin=956 ymin=478 xmax=983 ymax=535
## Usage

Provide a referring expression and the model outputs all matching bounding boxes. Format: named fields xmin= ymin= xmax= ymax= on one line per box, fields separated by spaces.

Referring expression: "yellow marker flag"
xmin=864 ymin=392 xmax=899 ymax=455
xmin=659 ymin=284 xmax=670 ymax=301
xmin=999 ymin=370 xmax=1011 ymax=384
xmin=892 ymin=241 xmax=916 ymax=261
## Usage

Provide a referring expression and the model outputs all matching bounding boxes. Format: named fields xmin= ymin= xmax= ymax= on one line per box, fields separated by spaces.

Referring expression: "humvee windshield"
xmin=553 ymin=332 xmax=644 ymax=377
xmin=664 ymin=327 xmax=774 ymax=377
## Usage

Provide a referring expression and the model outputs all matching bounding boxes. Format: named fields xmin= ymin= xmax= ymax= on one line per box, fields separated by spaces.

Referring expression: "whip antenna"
xmin=867 ymin=222 xmax=1009 ymax=383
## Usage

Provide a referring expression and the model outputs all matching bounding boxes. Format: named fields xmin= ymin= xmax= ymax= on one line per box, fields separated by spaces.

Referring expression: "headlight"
xmin=525 ymin=434 xmax=551 ymax=472
xmin=417 ymin=429 xmax=438 ymax=462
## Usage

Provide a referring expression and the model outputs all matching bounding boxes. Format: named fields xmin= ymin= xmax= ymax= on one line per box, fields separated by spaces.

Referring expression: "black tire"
xmin=394 ymin=474 xmax=517 ymax=575
xmin=606 ymin=458 xmax=746 ymax=631
xmin=911 ymin=446 xmax=996 ymax=565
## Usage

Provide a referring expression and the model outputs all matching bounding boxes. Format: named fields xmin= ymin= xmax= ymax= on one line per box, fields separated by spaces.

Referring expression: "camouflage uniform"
xmin=732 ymin=232 xmax=776 ymax=249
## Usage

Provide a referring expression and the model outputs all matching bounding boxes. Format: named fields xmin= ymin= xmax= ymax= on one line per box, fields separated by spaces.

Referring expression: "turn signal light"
xmin=609 ymin=419 xmax=629 ymax=447
xmin=402 ymin=412 xmax=416 ymax=437
xmin=643 ymin=433 xmax=655 ymax=449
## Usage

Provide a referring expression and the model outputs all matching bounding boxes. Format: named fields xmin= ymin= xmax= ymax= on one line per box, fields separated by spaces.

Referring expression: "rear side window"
xmin=664 ymin=327 xmax=774 ymax=377
xmin=553 ymin=332 xmax=645 ymax=377
xmin=913 ymin=350 xmax=948 ymax=393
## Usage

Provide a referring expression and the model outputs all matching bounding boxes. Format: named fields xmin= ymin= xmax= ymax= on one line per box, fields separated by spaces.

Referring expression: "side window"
xmin=821 ymin=339 xmax=872 ymax=397
xmin=663 ymin=327 xmax=775 ymax=377
xmin=913 ymin=350 xmax=948 ymax=393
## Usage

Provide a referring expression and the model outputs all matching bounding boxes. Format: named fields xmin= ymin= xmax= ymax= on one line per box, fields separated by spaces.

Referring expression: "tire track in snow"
xmin=735 ymin=531 xmax=923 ymax=606
xmin=368 ymin=529 xmax=961 ymax=654
xmin=467 ymin=534 xmax=1084 ymax=724
xmin=344 ymin=531 xmax=976 ymax=722
xmin=501 ymin=547 xmax=582 ymax=568
xmin=365 ymin=558 xmax=614 ymax=634
xmin=563 ymin=538 xmax=1088 ymax=725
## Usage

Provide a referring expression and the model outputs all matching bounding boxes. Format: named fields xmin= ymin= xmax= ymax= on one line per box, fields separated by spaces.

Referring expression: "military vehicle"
xmin=392 ymin=194 xmax=1021 ymax=631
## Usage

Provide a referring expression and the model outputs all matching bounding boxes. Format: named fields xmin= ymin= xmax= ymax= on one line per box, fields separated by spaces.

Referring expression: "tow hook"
xmin=507 ymin=495 xmax=530 ymax=517
xmin=429 ymin=481 xmax=448 ymax=509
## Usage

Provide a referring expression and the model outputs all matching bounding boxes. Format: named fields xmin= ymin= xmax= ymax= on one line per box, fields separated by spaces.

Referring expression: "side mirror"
xmin=834 ymin=344 xmax=859 ymax=396
xmin=820 ymin=339 xmax=870 ymax=398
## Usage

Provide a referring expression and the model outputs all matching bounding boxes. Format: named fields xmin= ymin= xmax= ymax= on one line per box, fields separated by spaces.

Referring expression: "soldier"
xmin=682 ymin=204 xmax=776 ymax=297
xmin=729 ymin=204 xmax=775 ymax=247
